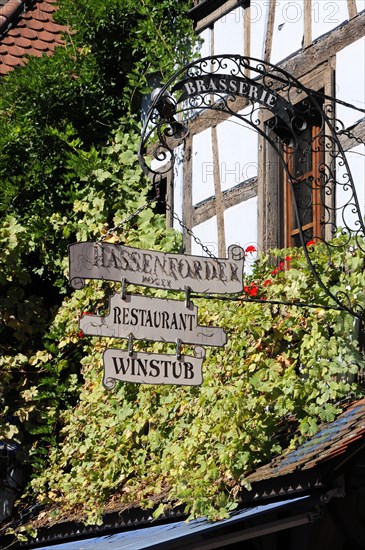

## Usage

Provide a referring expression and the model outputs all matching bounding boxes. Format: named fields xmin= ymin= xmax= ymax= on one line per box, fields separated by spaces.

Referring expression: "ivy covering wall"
xmin=0 ymin=0 xmax=364 ymax=540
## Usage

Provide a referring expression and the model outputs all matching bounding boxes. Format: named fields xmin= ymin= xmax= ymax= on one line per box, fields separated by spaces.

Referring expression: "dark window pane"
xmin=292 ymin=125 xmax=312 ymax=177
xmin=291 ymin=177 xmax=313 ymax=229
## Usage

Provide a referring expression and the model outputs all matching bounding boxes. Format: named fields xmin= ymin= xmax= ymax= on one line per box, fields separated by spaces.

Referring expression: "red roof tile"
xmin=31 ymin=37 xmax=47 ymax=50
xmin=2 ymin=51 xmax=20 ymax=65
xmin=0 ymin=0 xmax=68 ymax=75
xmin=2 ymin=34 xmax=15 ymax=44
xmin=38 ymin=2 xmax=56 ymax=13
xmin=16 ymin=26 xmax=37 ymax=39
xmin=7 ymin=43 xmax=24 ymax=56
xmin=7 ymin=26 xmax=21 ymax=36
xmin=37 ymin=29 xmax=55 ymax=42
xmin=14 ymin=35 xmax=32 ymax=48
xmin=24 ymin=18 xmax=44 ymax=31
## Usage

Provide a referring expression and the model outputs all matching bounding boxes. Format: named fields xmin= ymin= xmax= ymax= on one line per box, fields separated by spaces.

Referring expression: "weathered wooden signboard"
xmin=103 ymin=348 xmax=204 ymax=389
xmin=69 ymin=241 xmax=234 ymax=388
xmin=80 ymin=293 xmax=226 ymax=346
xmin=68 ymin=242 xmax=244 ymax=294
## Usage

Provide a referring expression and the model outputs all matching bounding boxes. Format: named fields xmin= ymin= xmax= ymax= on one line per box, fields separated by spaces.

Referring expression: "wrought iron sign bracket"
xmin=176 ymin=338 xmax=182 ymax=361
xmin=185 ymin=286 xmax=192 ymax=309
xmin=138 ymin=54 xmax=365 ymax=323
xmin=128 ymin=333 xmax=134 ymax=357
xmin=121 ymin=278 xmax=127 ymax=300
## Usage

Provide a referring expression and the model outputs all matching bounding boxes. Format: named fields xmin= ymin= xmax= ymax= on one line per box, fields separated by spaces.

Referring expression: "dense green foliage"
xmin=0 ymin=0 xmax=365 ymax=539
xmin=0 ymin=0 xmax=195 ymax=360
xmin=4 ymin=238 xmax=365 ymax=531
xmin=0 ymin=0 xmax=195 ymax=533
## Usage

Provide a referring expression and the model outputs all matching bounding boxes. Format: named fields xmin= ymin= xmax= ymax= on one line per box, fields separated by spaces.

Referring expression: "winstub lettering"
xmin=103 ymin=349 xmax=204 ymax=388
xmin=69 ymin=242 xmax=244 ymax=293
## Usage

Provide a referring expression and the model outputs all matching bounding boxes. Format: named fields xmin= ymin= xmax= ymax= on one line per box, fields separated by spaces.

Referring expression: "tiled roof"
xmin=248 ymin=398 xmax=365 ymax=483
xmin=0 ymin=0 xmax=67 ymax=75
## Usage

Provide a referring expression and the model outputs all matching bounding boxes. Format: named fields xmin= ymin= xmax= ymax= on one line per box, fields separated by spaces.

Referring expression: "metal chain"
xmin=338 ymin=128 xmax=365 ymax=146
xmin=165 ymin=203 xmax=218 ymax=260
xmin=97 ymin=194 xmax=218 ymax=259
xmin=97 ymin=197 xmax=157 ymax=243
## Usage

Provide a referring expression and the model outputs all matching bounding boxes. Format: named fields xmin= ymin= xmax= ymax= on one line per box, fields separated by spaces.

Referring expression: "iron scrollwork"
xmin=138 ymin=55 xmax=365 ymax=322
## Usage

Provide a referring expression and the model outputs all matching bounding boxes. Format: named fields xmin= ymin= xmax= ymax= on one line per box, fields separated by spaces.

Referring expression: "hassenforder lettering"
xmin=94 ymin=246 xmax=240 ymax=284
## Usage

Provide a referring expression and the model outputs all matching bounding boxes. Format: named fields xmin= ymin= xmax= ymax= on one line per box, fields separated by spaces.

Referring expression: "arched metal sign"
xmin=138 ymin=55 xmax=365 ymax=323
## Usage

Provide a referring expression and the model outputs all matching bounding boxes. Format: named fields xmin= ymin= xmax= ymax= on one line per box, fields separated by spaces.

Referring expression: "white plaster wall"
xmin=216 ymin=111 xmax=258 ymax=192
xmin=173 ymin=144 xmax=185 ymax=232
xmin=213 ymin=7 xmax=245 ymax=57
xmin=250 ymin=1 xmax=269 ymax=60
xmin=195 ymin=27 xmax=212 ymax=59
xmin=191 ymin=216 xmax=219 ymax=257
xmin=358 ymin=0 xmax=365 ymax=13
xmin=224 ymin=197 xmax=258 ymax=266
xmin=192 ymin=128 xmax=215 ymax=205
xmin=312 ymin=0 xmax=348 ymax=41
xmin=336 ymin=145 xmax=365 ymax=230
xmin=270 ymin=0 xmax=304 ymax=64
xmin=336 ymin=37 xmax=365 ymax=128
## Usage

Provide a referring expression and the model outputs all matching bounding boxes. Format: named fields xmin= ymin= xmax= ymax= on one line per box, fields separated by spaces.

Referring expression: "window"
xmin=283 ymin=124 xmax=323 ymax=248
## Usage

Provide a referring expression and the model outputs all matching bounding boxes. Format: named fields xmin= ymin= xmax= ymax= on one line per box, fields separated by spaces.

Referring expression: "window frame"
xmin=257 ymin=62 xmax=335 ymax=252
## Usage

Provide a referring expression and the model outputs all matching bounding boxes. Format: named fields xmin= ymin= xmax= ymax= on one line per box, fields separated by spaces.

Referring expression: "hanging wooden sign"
xmin=103 ymin=348 xmax=204 ymax=389
xmin=80 ymin=293 xmax=226 ymax=347
xmin=68 ymin=242 xmax=244 ymax=294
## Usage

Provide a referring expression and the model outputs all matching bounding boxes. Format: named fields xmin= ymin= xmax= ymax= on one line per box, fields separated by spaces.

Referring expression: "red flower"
xmin=285 ymin=256 xmax=292 ymax=262
xmin=82 ymin=311 xmax=92 ymax=316
xmin=306 ymin=239 xmax=316 ymax=247
xmin=78 ymin=330 xmax=84 ymax=339
xmin=263 ymin=279 xmax=272 ymax=287
xmin=244 ymin=283 xmax=259 ymax=296
xmin=245 ymin=245 xmax=257 ymax=253
xmin=270 ymin=268 xmax=279 ymax=275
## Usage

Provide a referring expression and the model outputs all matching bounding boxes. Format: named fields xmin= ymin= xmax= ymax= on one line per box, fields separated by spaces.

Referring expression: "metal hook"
xmin=121 ymin=278 xmax=127 ymax=300
xmin=128 ymin=333 xmax=134 ymax=357
xmin=185 ymin=286 xmax=191 ymax=309
xmin=176 ymin=338 xmax=182 ymax=361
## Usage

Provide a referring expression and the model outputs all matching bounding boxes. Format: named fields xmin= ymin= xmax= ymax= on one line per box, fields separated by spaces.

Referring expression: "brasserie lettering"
xmin=181 ymin=75 xmax=278 ymax=108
